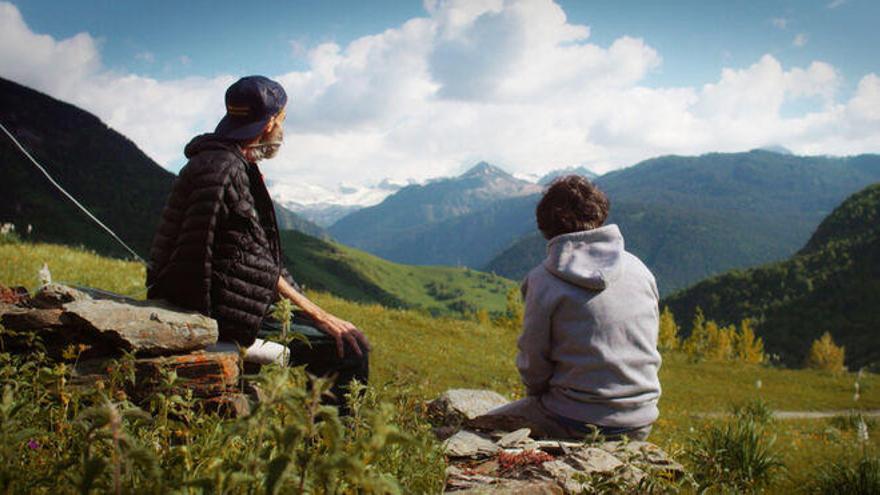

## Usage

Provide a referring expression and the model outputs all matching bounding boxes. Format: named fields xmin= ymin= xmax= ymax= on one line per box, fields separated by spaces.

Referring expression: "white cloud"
xmin=1 ymin=0 xmax=878 ymax=199
xmin=827 ymin=0 xmax=847 ymax=9
xmin=793 ymin=33 xmax=808 ymax=47
xmin=771 ymin=17 xmax=788 ymax=29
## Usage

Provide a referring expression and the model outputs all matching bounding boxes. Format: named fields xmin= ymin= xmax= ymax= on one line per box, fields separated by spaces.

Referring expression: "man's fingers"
xmin=354 ymin=328 xmax=371 ymax=351
xmin=343 ymin=331 xmax=363 ymax=357
xmin=334 ymin=333 xmax=345 ymax=359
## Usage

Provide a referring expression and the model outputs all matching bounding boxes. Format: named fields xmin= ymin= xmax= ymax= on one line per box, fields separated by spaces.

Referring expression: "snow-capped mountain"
xmin=268 ymin=178 xmax=413 ymax=226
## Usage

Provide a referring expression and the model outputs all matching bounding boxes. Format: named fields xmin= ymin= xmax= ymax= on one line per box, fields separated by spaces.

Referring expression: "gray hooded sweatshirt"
xmin=517 ymin=224 xmax=661 ymax=428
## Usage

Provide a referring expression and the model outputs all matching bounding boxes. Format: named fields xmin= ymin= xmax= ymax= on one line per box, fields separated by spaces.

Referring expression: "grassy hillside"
xmin=281 ymin=230 xmax=517 ymax=316
xmin=664 ymin=183 xmax=880 ymax=368
xmin=1 ymin=240 xmax=878 ymax=493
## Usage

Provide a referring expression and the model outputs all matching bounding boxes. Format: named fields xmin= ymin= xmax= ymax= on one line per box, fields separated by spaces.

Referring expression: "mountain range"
xmin=329 ymin=150 xmax=880 ymax=294
xmin=0 ymin=76 xmax=324 ymax=258
xmin=663 ymin=183 xmax=880 ymax=368
xmin=328 ymin=162 xmax=543 ymax=263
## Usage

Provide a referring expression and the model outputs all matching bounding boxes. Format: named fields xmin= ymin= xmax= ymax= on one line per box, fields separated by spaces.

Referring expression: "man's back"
xmin=147 ymin=134 xmax=282 ymax=346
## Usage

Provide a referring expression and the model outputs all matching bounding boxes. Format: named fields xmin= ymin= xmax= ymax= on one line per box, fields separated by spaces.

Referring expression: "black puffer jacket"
xmin=147 ymin=134 xmax=293 ymax=346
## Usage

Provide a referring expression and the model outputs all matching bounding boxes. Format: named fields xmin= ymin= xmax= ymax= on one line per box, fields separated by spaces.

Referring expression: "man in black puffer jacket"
xmin=147 ymin=76 xmax=369 ymax=413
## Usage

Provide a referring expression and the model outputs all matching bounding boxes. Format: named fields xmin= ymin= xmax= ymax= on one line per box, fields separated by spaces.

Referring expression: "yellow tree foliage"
xmin=734 ymin=319 xmax=765 ymax=364
xmin=658 ymin=306 xmax=680 ymax=351
xmin=705 ymin=323 xmax=735 ymax=361
xmin=495 ymin=286 xmax=525 ymax=330
xmin=805 ymin=331 xmax=846 ymax=373
xmin=682 ymin=308 xmax=709 ymax=358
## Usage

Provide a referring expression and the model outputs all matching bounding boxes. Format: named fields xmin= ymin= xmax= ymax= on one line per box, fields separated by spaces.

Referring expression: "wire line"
xmin=0 ymin=120 xmax=147 ymax=265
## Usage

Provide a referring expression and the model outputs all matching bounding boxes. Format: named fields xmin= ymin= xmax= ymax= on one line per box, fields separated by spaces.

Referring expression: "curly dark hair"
xmin=536 ymin=175 xmax=610 ymax=239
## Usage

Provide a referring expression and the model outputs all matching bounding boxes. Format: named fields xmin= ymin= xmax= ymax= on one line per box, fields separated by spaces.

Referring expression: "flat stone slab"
xmin=444 ymin=430 xmax=501 ymax=458
xmin=63 ymin=298 xmax=218 ymax=355
xmin=497 ymin=428 xmax=532 ymax=448
xmin=429 ymin=389 xmax=510 ymax=426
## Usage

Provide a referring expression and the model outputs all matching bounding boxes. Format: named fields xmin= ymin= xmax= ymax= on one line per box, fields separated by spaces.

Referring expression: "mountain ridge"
xmin=0 ymin=76 xmax=325 ymax=257
xmin=662 ymin=183 xmax=880 ymax=368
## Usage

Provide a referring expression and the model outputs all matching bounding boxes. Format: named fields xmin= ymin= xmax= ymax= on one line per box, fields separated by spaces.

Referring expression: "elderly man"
xmin=147 ymin=76 xmax=370 ymax=412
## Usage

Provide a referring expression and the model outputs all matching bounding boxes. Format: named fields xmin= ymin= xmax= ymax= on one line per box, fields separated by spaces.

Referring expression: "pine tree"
xmin=805 ymin=331 xmax=846 ymax=372
xmin=658 ymin=306 xmax=680 ymax=351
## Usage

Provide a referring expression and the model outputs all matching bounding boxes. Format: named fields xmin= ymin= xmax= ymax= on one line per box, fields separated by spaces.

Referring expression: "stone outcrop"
xmin=1 ymin=284 xmax=218 ymax=356
xmin=1 ymin=284 xmax=248 ymax=416
xmin=63 ymin=298 xmax=218 ymax=355
xmin=433 ymin=389 xmax=686 ymax=494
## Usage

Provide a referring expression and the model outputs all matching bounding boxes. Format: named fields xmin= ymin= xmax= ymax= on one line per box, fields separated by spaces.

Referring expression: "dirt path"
xmin=696 ymin=409 xmax=880 ymax=420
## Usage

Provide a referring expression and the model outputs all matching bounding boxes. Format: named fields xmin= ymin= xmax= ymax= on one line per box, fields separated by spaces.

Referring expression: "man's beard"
xmin=246 ymin=124 xmax=283 ymax=162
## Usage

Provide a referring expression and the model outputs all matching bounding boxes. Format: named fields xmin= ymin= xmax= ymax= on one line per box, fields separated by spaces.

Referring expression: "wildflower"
xmin=0 ymin=223 xmax=14 ymax=235
xmin=857 ymin=418 xmax=869 ymax=443
xmin=755 ymin=379 xmax=763 ymax=390
xmin=38 ymin=263 xmax=52 ymax=286
xmin=26 ymin=224 xmax=32 ymax=235
xmin=854 ymin=392 xmax=860 ymax=402
xmin=27 ymin=439 xmax=39 ymax=450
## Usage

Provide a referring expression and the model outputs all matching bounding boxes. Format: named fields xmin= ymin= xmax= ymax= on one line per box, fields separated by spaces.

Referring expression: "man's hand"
xmin=313 ymin=312 xmax=371 ymax=358
xmin=276 ymin=275 xmax=371 ymax=358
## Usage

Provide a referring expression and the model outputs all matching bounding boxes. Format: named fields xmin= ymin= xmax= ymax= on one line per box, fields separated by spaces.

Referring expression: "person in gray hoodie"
xmin=481 ymin=175 xmax=661 ymax=441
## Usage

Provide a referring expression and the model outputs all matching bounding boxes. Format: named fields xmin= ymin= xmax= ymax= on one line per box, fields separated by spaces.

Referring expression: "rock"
xmin=600 ymin=441 xmax=686 ymax=478
xmin=132 ymin=351 xmax=240 ymax=400
xmin=444 ymin=430 xmax=501 ymax=458
xmin=31 ymin=283 xmax=91 ymax=308
xmin=531 ymin=440 xmax=583 ymax=456
xmin=451 ymin=480 xmax=563 ymax=494
xmin=1 ymin=307 xmax=65 ymax=330
xmin=497 ymin=428 xmax=532 ymax=448
xmin=62 ymin=298 xmax=218 ymax=355
xmin=568 ymin=447 xmax=625 ymax=473
xmin=428 ymin=389 xmax=509 ymax=426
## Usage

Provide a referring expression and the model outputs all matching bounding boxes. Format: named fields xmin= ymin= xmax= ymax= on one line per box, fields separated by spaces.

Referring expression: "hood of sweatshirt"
xmin=543 ymin=224 xmax=625 ymax=290
xmin=184 ymin=133 xmax=243 ymax=159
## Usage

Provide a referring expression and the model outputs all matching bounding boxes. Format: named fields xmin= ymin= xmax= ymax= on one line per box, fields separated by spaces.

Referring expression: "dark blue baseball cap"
xmin=215 ymin=75 xmax=288 ymax=141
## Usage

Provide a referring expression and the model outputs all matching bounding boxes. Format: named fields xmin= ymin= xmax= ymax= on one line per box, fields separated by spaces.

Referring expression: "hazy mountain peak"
xmin=461 ymin=162 xmax=510 ymax=179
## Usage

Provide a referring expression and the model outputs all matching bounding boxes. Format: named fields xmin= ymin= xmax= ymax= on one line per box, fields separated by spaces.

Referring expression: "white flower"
xmin=755 ymin=379 xmax=763 ymax=390
xmin=0 ymin=223 xmax=14 ymax=235
xmin=38 ymin=263 xmax=52 ymax=286
xmin=857 ymin=418 xmax=869 ymax=443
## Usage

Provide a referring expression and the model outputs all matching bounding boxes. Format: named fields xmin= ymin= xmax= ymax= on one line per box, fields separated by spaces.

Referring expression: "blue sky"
xmin=2 ymin=0 xmax=879 ymax=204
xmin=15 ymin=0 xmax=876 ymax=92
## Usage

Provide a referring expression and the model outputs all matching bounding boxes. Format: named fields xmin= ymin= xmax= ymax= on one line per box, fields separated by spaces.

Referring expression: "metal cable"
xmin=0 ymin=120 xmax=147 ymax=265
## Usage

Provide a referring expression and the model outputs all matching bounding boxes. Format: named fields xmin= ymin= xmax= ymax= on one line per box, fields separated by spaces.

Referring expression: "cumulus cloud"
xmin=1 ymin=0 xmax=878 ymax=195
xmin=0 ymin=2 xmax=231 ymax=166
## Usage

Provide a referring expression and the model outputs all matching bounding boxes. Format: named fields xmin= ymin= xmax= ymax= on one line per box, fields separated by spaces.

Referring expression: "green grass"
xmin=280 ymin=230 xmax=517 ymax=316
xmin=2 ymin=240 xmax=880 ymax=493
